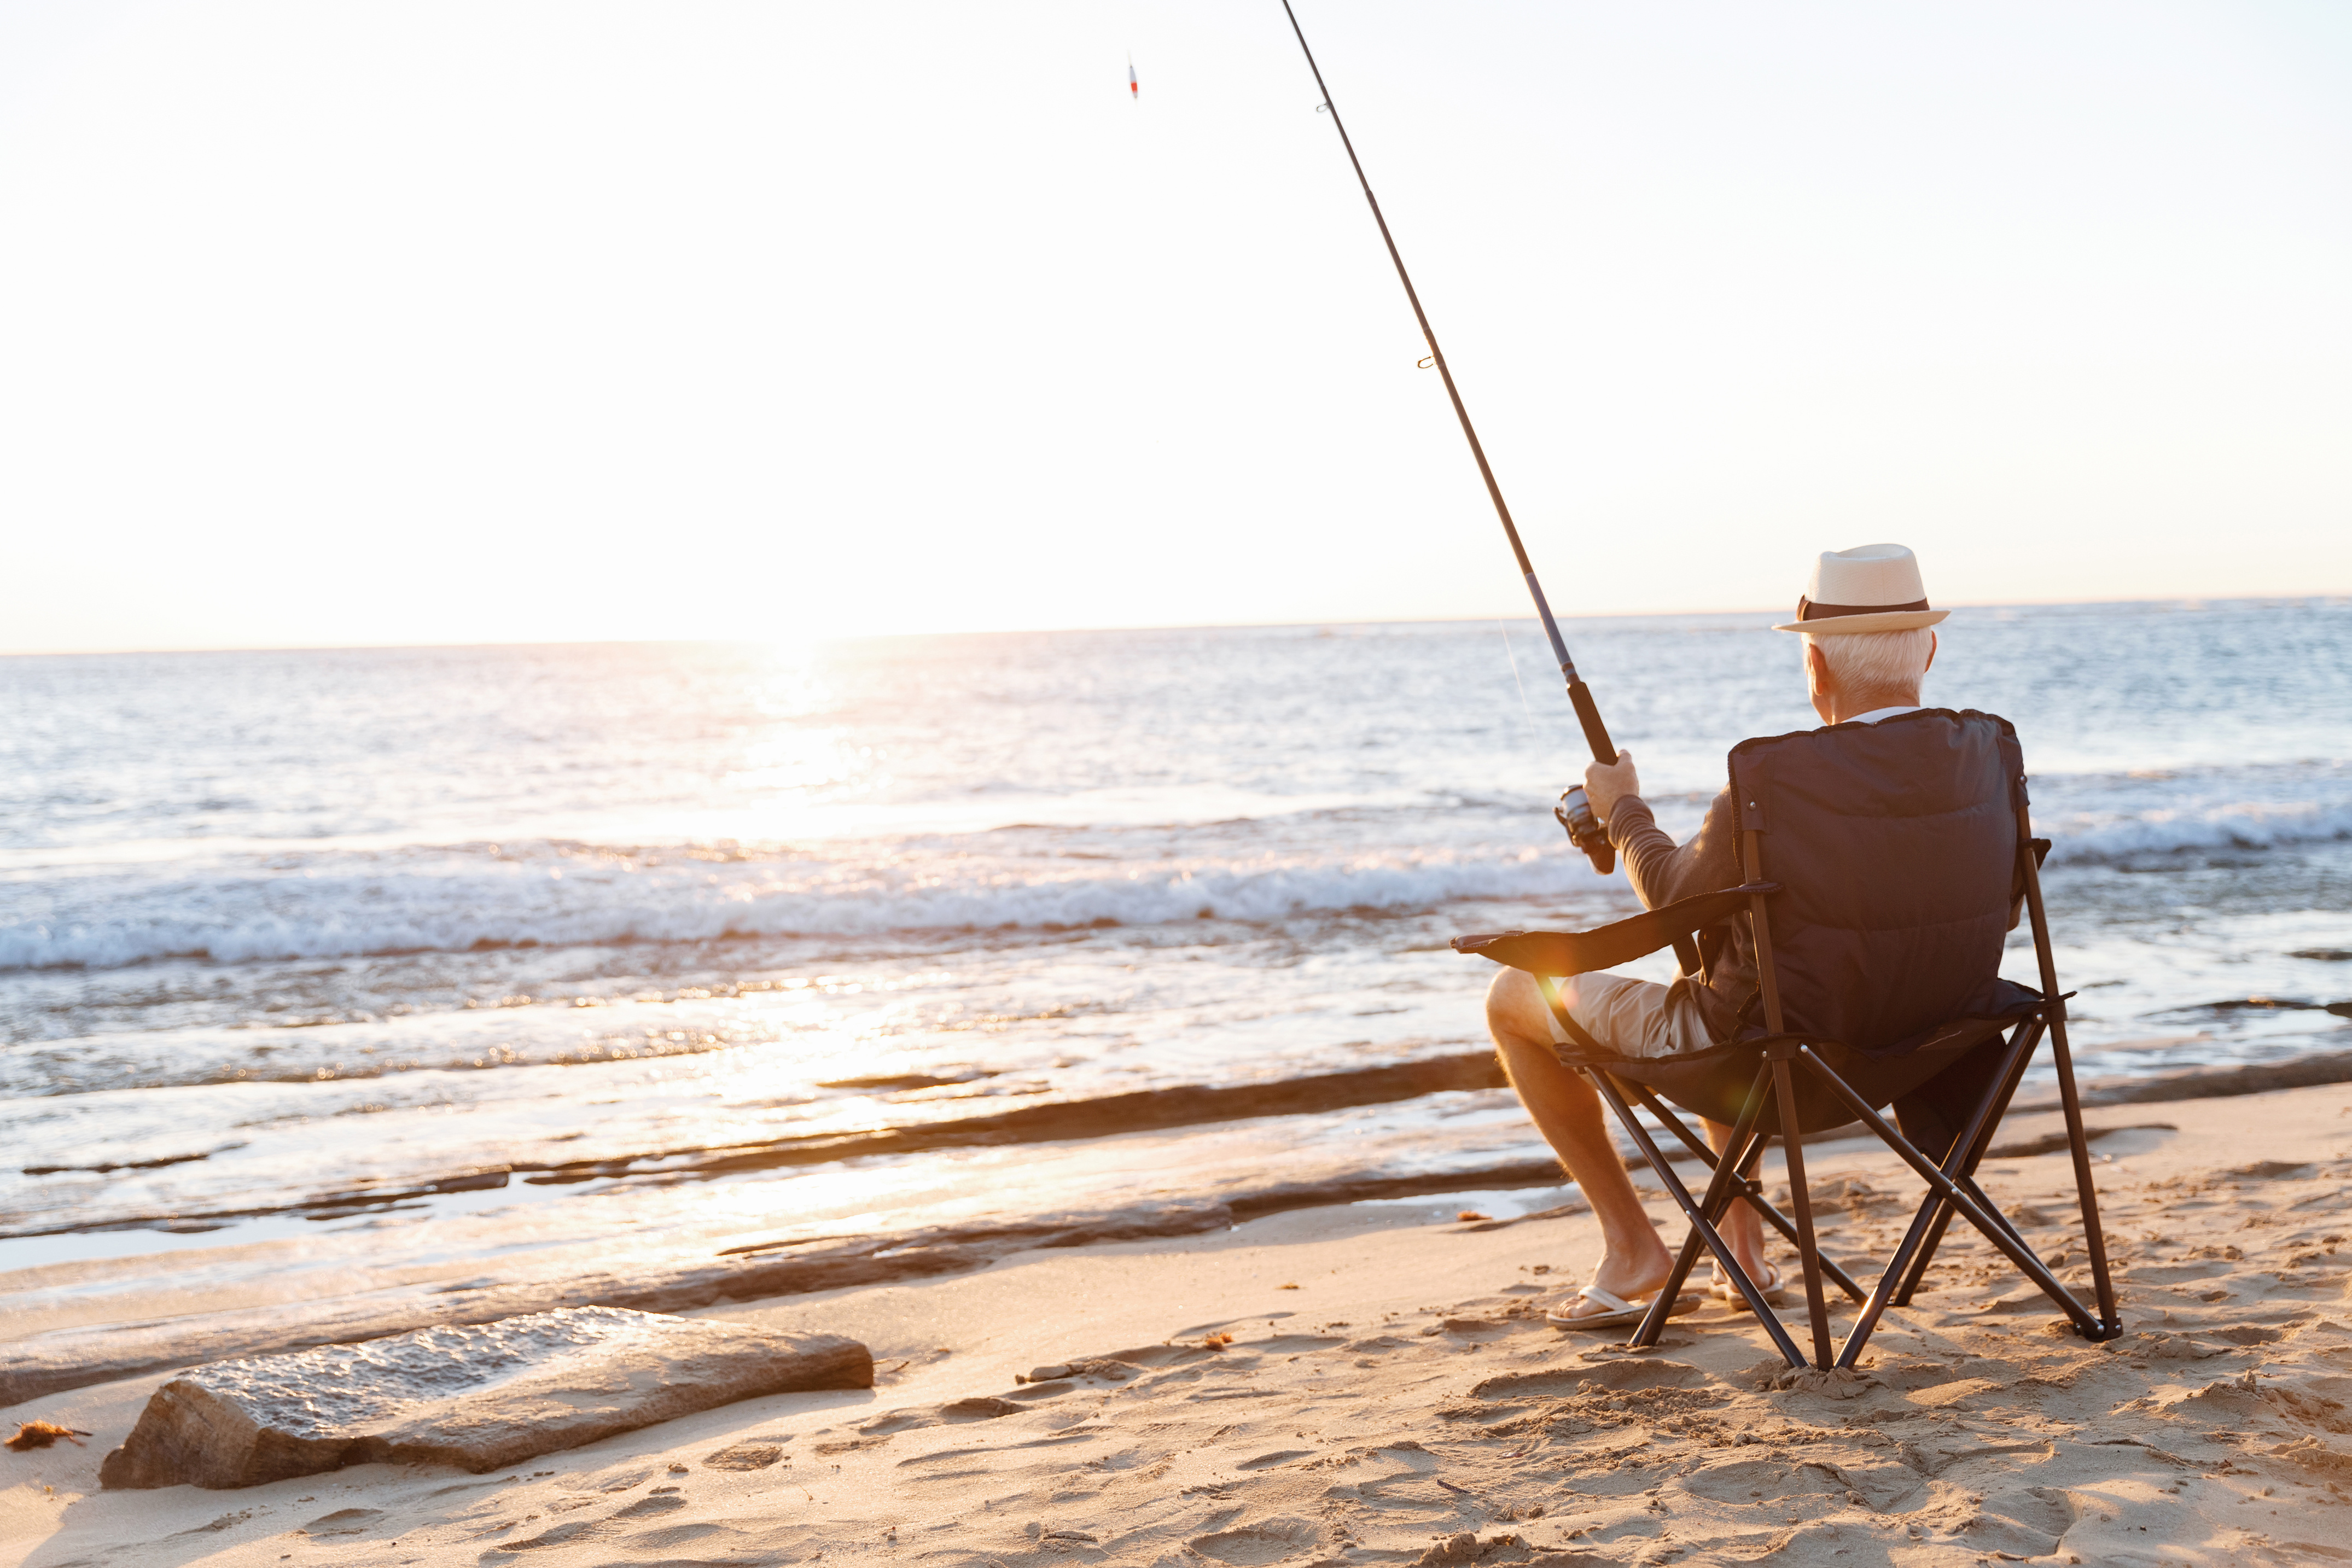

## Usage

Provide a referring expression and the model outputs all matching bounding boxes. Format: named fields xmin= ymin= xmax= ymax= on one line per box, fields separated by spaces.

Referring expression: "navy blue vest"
xmin=1722 ymin=710 xmax=2025 ymax=1053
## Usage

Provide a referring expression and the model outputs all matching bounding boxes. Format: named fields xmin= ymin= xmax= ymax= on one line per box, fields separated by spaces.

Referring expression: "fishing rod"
xmin=1277 ymin=0 xmax=1618 ymax=876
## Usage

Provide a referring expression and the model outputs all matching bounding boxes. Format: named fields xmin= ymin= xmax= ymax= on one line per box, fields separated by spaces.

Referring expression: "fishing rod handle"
xmin=1520 ymin=568 xmax=1616 ymax=762
xmin=1524 ymin=567 xmax=1620 ymax=741
xmin=1521 ymin=553 xmax=1617 ymax=868
xmin=1559 ymin=667 xmax=1619 ymax=873
xmin=1567 ymin=679 xmax=1616 ymax=767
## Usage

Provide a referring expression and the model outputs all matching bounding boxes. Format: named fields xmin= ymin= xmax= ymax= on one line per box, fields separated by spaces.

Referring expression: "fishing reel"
xmin=1556 ymin=786 xmax=1617 ymax=875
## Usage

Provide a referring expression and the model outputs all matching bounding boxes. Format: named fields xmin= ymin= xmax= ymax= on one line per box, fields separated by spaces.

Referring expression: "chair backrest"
xmin=1729 ymin=710 xmax=2024 ymax=1054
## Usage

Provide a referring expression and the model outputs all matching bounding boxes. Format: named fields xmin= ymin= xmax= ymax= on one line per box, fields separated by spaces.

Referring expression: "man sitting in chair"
xmin=1485 ymin=543 xmax=1949 ymax=1329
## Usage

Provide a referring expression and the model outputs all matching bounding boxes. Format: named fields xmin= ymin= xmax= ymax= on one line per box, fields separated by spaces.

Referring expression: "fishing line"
xmin=1500 ymin=621 xmax=1537 ymax=737
xmin=1276 ymin=0 xmax=1619 ymax=873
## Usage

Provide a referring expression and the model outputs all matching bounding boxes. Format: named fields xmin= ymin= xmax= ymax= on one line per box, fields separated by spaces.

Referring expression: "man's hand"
xmin=1583 ymin=750 xmax=1640 ymax=825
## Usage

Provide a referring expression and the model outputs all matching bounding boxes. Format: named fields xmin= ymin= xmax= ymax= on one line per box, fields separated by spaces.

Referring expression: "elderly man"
xmin=1484 ymin=544 xmax=1951 ymax=1328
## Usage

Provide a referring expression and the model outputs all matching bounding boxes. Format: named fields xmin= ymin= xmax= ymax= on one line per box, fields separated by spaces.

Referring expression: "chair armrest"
xmin=2007 ymin=838 xmax=2052 ymax=932
xmin=2011 ymin=837 xmax=2051 ymax=895
xmin=1452 ymin=882 xmax=1777 ymax=977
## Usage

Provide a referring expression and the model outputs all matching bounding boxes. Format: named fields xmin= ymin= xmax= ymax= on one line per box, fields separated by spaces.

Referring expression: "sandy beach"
xmin=6 ymin=1077 xmax=2348 ymax=1567
xmin=5 ymin=0 xmax=2347 ymax=1559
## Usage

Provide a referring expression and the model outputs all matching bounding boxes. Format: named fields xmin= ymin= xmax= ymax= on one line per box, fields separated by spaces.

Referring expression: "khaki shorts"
xmin=1542 ymin=970 xmax=1715 ymax=1061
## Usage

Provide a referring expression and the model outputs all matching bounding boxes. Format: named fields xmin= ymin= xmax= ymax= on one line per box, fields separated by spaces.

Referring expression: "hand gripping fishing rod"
xmin=1278 ymin=0 xmax=1618 ymax=874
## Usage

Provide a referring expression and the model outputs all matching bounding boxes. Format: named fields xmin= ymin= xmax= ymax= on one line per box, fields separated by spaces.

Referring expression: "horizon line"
xmin=4 ymin=590 xmax=2345 ymax=661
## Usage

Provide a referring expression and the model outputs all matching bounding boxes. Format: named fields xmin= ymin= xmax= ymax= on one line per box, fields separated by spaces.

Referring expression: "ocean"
xmin=2 ymin=601 xmax=2348 ymax=1322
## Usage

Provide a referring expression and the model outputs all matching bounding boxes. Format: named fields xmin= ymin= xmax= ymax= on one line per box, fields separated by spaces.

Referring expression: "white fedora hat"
xmin=1772 ymin=543 xmax=1951 ymax=635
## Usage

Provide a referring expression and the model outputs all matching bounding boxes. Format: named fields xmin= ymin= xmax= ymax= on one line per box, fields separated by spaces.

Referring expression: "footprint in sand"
xmin=702 ymin=1441 xmax=787 ymax=1470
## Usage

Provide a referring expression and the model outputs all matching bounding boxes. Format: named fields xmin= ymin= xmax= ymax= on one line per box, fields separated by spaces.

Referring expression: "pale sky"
xmin=2 ymin=1 xmax=2348 ymax=654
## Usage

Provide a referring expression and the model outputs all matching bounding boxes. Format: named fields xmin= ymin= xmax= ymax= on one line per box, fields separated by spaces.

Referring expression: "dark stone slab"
xmin=2010 ymin=1048 xmax=2352 ymax=1112
xmin=98 ymin=1307 xmax=869 ymax=1490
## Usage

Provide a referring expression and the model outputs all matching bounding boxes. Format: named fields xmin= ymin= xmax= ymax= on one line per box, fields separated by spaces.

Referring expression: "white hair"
xmin=1803 ymin=627 xmax=1935 ymax=693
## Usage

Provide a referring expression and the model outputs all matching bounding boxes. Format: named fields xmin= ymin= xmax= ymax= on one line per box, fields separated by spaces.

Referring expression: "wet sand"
xmin=7 ymin=1079 xmax=2351 ymax=1566
xmin=11 ymin=1047 xmax=2350 ymax=1415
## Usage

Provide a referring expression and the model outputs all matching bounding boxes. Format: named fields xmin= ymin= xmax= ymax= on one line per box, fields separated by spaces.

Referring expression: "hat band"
xmin=1797 ymin=596 xmax=1930 ymax=621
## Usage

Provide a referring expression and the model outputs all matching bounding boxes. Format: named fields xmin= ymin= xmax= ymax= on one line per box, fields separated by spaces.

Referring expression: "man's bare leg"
xmin=1486 ymin=970 xmax=1674 ymax=1319
xmin=1703 ymin=1117 xmax=1773 ymax=1289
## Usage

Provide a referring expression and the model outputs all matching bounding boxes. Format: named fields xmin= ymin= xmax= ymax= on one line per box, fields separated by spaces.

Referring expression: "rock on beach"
xmin=97 ymin=1305 xmax=869 ymax=1490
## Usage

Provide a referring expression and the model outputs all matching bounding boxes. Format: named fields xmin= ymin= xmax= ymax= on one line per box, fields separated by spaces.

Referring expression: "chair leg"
xmin=1639 ymin=1133 xmax=1772 ymax=1354
xmin=1836 ymin=1017 xmax=2040 ymax=1369
xmin=1618 ymin=1077 xmax=1728 ymax=1166
xmin=1769 ymin=1051 xmax=1836 ymax=1369
xmin=1890 ymin=1204 xmax=1958 ymax=1309
xmin=1835 ymin=1025 xmax=2041 ymax=1354
xmin=1583 ymin=1065 xmax=1810 ymax=1369
xmin=1691 ymin=1128 xmax=1778 ymax=1289
xmin=1890 ymin=1173 xmax=2044 ymax=1312
xmin=1656 ymin=1133 xmax=1768 ymax=1316
xmin=1733 ymin=1139 xmax=1867 ymax=1303
xmin=1617 ymin=1065 xmax=1767 ymax=1350
xmin=2046 ymin=1012 xmax=2122 ymax=1336
xmin=2019 ymin=817 xmax=2123 ymax=1339
xmin=1705 ymin=1132 xmax=1865 ymax=1301
xmin=1964 ymin=1176 xmax=2038 ymax=1256
xmin=1842 ymin=1183 xmax=1969 ymax=1370
xmin=1794 ymin=1046 xmax=2107 ymax=1343
xmin=1651 ymin=1222 xmax=1711 ymax=1344
xmin=1618 ymin=1080 xmax=1867 ymax=1303
xmin=1640 ymin=1128 xmax=1811 ymax=1350
xmin=1892 ymin=1017 xmax=2045 ymax=1305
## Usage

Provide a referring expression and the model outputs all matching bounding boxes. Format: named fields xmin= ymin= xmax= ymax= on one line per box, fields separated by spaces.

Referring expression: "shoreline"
xmin=7 ymin=1046 xmax=2352 ymax=1410
xmin=21 ymin=1035 xmax=2348 ymax=1246
xmin=7 ymin=1077 xmax=2352 ymax=1564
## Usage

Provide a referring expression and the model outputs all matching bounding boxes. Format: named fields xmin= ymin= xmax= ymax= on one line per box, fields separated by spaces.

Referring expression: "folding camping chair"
xmin=1455 ymin=710 xmax=2123 ymax=1371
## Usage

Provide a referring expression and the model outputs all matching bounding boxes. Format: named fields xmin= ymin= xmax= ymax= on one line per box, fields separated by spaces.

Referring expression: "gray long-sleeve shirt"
xmin=1603 ymin=789 xmax=1754 ymax=1044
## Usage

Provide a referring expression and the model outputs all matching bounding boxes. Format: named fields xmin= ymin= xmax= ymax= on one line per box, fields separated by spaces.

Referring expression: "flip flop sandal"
xmin=1713 ymin=1263 xmax=1790 ymax=1313
xmin=1544 ymin=1285 xmax=1702 ymax=1331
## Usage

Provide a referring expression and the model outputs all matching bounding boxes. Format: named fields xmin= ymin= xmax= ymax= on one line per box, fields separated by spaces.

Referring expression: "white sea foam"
xmin=2044 ymin=800 xmax=2352 ymax=864
xmin=3 ymin=788 xmax=2347 ymax=972
xmin=0 ymin=838 xmax=1606 ymax=972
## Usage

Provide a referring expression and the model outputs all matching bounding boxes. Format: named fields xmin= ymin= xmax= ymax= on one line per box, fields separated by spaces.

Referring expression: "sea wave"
xmin=2044 ymin=800 xmax=2352 ymax=865
xmin=5 ymin=790 xmax=2348 ymax=973
xmin=0 ymin=843 xmax=1606 ymax=972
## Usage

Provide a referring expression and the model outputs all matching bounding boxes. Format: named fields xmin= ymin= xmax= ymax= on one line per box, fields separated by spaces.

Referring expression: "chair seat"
xmin=1560 ymin=983 xmax=2044 ymax=1135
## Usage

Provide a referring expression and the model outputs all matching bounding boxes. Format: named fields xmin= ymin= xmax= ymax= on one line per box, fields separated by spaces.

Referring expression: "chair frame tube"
xmin=1771 ymin=1045 xmax=1836 ymax=1367
xmin=1620 ymin=1071 xmax=1781 ymax=1348
xmin=1739 ymin=825 xmax=1835 ymax=1366
xmin=1792 ymin=1044 xmax=2108 ymax=1342
xmin=1581 ymin=1065 xmax=1810 ymax=1368
xmin=1829 ymin=1019 xmax=2038 ymax=1366
xmin=2016 ymin=803 xmax=2121 ymax=1332
xmin=1890 ymin=1015 xmax=2047 ymax=1306
xmin=1613 ymin=1078 xmax=1867 ymax=1303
